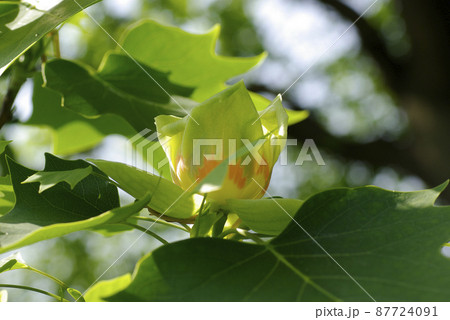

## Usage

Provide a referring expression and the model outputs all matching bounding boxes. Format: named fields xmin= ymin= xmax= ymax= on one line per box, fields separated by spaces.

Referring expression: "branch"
xmin=0 ymin=69 xmax=26 ymax=129
xmin=0 ymin=39 xmax=46 ymax=129
xmin=315 ymin=0 xmax=405 ymax=93
xmin=0 ymin=89 xmax=15 ymax=129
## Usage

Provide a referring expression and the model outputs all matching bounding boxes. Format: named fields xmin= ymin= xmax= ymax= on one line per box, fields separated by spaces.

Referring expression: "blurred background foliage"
xmin=0 ymin=0 xmax=449 ymax=301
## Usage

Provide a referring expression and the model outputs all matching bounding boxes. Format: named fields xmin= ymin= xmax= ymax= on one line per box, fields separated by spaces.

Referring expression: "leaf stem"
xmin=212 ymin=211 xmax=228 ymax=237
xmin=218 ymin=228 xmax=243 ymax=239
xmin=226 ymin=218 xmax=242 ymax=240
xmin=242 ymin=231 xmax=265 ymax=245
xmin=128 ymin=216 xmax=189 ymax=232
xmin=122 ymin=222 xmax=169 ymax=244
xmin=218 ymin=228 xmax=266 ymax=244
xmin=193 ymin=194 xmax=208 ymax=238
xmin=26 ymin=266 xmax=69 ymax=289
xmin=180 ymin=223 xmax=191 ymax=232
xmin=230 ymin=218 xmax=242 ymax=229
xmin=51 ymin=31 xmax=61 ymax=58
xmin=0 ymin=66 xmax=26 ymax=129
xmin=0 ymin=284 xmax=69 ymax=302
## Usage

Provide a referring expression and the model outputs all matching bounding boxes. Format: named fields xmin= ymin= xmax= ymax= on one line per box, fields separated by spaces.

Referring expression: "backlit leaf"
xmin=0 ymin=0 xmax=99 ymax=74
xmin=0 ymin=252 xmax=27 ymax=274
xmin=121 ymin=20 xmax=266 ymax=101
xmin=27 ymin=74 xmax=136 ymax=155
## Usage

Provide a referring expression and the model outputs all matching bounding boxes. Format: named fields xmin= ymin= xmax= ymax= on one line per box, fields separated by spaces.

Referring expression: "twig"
xmin=51 ymin=31 xmax=61 ymax=58
xmin=0 ymin=68 xmax=26 ymax=129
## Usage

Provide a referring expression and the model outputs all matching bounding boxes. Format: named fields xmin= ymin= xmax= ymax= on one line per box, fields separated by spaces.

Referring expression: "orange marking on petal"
xmin=228 ymin=164 xmax=237 ymax=180
xmin=238 ymin=176 xmax=246 ymax=189
xmin=227 ymin=163 xmax=248 ymax=190
xmin=198 ymin=158 xmax=221 ymax=180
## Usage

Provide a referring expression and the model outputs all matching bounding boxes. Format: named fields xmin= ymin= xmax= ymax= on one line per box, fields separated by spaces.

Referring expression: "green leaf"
xmin=22 ymin=166 xmax=93 ymax=193
xmin=226 ymin=198 xmax=303 ymax=236
xmin=0 ymin=252 xmax=27 ymax=274
xmin=84 ymin=274 xmax=132 ymax=302
xmin=67 ymin=287 xmax=85 ymax=302
xmin=121 ymin=20 xmax=266 ymax=101
xmin=42 ymin=56 xmax=195 ymax=133
xmin=0 ymin=0 xmax=99 ymax=74
xmin=0 ymin=175 xmax=15 ymax=216
xmin=0 ymin=189 xmax=151 ymax=255
xmin=89 ymin=159 xmax=200 ymax=219
xmin=0 ymin=154 xmax=145 ymax=254
xmin=107 ymin=183 xmax=450 ymax=301
xmin=27 ymin=73 xmax=136 ymax=155
xmin=120 ymin=20 xmax=304 ymax=127
xmin=97 ymin=52 xmax=194 ymax=104
xmin=0 ymin=140 xmax=11 ymax=154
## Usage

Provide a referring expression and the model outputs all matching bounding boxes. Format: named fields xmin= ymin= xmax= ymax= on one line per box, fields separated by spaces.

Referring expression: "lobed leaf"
xmin=104 ymin=183 xmax=450 ymax=301
xmin=22 ymin=166 xmax=93 ymax=193
xmin=42 ymin=56 xmax=195 ymax=133
xmin=120 ymin=20 xmax=307 ymax=125
xmin=0 ymin=154 xmax=151 ymax=254
xmin=121 ymin=20 xmax=266 ymax=101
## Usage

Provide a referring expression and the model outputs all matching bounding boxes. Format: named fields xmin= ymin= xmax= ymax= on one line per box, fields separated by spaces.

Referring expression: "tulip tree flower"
xmin=155 ymin=81 xmax=288 ymax=204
